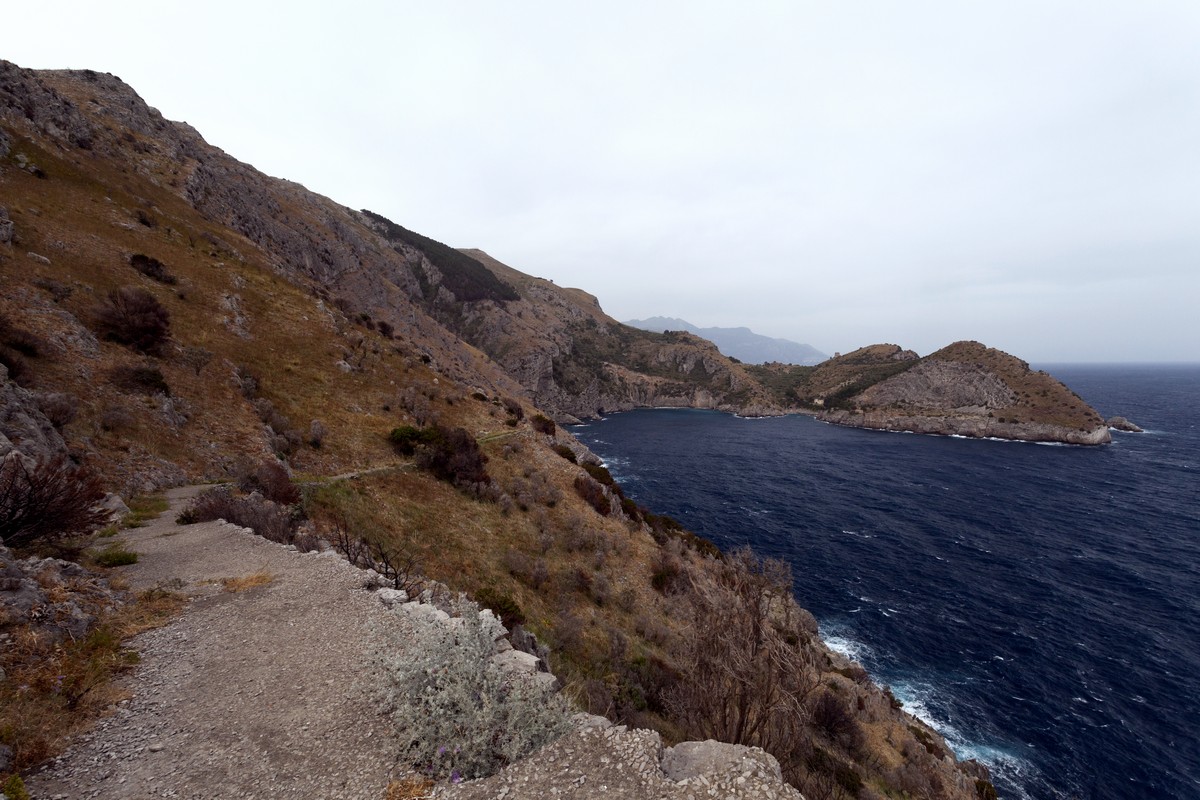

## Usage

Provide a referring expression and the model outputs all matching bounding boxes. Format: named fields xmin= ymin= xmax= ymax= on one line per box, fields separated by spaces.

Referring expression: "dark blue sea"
xmin=570 ymin=364 xmax=1200 ymax=800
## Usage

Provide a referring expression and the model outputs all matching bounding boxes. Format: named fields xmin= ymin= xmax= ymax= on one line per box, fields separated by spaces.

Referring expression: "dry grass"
xmin=220 ymin=571 xmax=275 ymax=593
xmin=384 ymin=775 xmax=434 ymax=800
xmin=0 ymin=588 xmax=184 ymax=781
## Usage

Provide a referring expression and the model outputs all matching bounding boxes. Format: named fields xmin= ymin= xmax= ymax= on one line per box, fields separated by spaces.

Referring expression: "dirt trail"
xmin=28 ymin=486 xmax=410 ymax=800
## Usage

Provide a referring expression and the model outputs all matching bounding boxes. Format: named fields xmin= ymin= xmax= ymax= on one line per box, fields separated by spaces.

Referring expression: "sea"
xmin=569 ymin=364 xmax=1199 ymax=800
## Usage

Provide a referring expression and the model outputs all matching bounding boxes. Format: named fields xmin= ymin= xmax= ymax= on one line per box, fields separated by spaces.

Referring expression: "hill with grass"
xmin=750 ymin=342 xmax=1111 ymax=444
xmin=0 ymin=59 xmax=1005 ymax=798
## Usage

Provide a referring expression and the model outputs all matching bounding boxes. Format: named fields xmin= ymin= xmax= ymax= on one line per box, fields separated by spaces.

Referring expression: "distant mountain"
xmin=624 ymin=317 xmax=827 ymax=365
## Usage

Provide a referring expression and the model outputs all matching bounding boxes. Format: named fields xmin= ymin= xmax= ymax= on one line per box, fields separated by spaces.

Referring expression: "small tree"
xmin=93 ymin=286 xmax=171 ymax=355
xmin=180 ymin=345 xmax=213 ymax=376
xmin=0 ymin=453 xmax=107 ymax=550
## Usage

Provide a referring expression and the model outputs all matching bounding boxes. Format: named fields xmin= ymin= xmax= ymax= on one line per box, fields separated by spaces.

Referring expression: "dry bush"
xmin=37 ymin=392 xmax=79 ymax=429
xmin=92 ymin=286 xmax=170 ymax=356
xmin=502 ymin=549 xmax=548 ymax=590
xmin=32 ymin=276 xmax=72 ymax=302
xmin=129 ymin=253 xmax=176 ymax=284
xmin=665 ymin=547 xmax=820 ymax=786
xmin=177 ymin=487 xmax=296 ymax=544
xmin=573 ymin=474 xmax=610 ymax=516
xmin=238 ymin=460 xmax=300 ymax=505
xmin=809 ymin=689 xmax=865 ymax=755
xmin=530 ymin=413 xmax=556 ymax=435
xmin=98 ymin=405 xmax=134 ymax=432
xmin=0 ymin=454 xmax=107 ymax=550
xmin=221 ymin=571 xmax=274 ymax=592
xmin=108 ymin=363 xmax=169 ymax=395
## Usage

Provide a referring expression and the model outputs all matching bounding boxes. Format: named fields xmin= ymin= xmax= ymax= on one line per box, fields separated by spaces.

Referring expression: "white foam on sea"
xmin=890 ymin=679 xmax=1040 ymax=800
xmin=820 ymin=630 xmax=874 ymax=665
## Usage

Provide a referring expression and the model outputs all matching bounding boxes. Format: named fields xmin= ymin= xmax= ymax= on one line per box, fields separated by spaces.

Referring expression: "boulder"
xmin=661 ymin=739 xmax=785 ymax=784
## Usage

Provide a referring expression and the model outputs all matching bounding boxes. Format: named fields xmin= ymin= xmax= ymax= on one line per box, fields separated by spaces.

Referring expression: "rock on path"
xmin=27 ymin=486 xmax=408 ymax=800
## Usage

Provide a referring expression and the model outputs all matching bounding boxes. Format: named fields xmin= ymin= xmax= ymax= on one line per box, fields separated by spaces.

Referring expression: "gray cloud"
xmin=8 ymin=1 xmax=1198 ymax=361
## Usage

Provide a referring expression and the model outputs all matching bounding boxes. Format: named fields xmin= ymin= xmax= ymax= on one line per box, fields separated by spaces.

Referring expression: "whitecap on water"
xmin=820 ymin=629 xmax=874 ymax=665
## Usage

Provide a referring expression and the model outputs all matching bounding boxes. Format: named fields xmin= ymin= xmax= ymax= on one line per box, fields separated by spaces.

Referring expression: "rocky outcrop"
xmin=0 ymin=543 xmax=124 ymax=643
xmin=1107 ymin=416 xmax=1144 ymax=433
xmin=436 ymin=723 xmax=805 ymax=800
xmin=811 ymin=341 xmax=1113 ymax=445
xmin=0 ymin=363 xmax=69 ymax=463
xmin=820 ymin=407 xmax=1112 ymax=444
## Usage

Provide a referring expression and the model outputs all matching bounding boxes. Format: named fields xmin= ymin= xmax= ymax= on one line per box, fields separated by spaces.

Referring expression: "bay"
xmin=570 ymin=364 xmax=1200 ymax=800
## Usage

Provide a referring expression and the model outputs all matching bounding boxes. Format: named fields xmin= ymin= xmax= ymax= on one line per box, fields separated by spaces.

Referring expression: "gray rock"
xmin=0 ymin=741 xmax=12 ymax=772
xmin=571 ymin=712 xmax=613 ymax=731
xmin=100 ymin=493 xmax=131 ymax=522
xmin=1 ymin=364 xmax=71 ymax=463
xmin=375 ymin=587 xmax=408 ymax=607
xmin=1107 ymin=415 xmax=1144 ymax=433
xmin=26 ymin=251 xmax=51 ymax=265
xmin=661 ymin=739 xmax=784 ymax=783
xmin=489 ymin=648 xmax=540 ymax=675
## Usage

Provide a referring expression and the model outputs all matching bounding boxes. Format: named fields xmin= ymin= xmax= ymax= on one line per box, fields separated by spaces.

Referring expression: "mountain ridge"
xmin=625 ymin=316 xmax=827 ymax=365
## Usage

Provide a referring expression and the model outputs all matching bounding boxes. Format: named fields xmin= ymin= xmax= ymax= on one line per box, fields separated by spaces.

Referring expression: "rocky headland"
xmin=754 ymin=342 xmax=1113 ymax=445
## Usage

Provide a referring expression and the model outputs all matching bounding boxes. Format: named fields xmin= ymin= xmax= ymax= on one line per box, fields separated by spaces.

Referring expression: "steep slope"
xmin=626 ymin=316 xmax=828 ymax=365
xmin=1 ymin=60 xmax=994 ymax=798
xmin=752 ymin=341 xmax=1111 ymax=444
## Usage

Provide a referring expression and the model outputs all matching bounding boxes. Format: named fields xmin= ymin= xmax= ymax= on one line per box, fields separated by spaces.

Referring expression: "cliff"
xmin=0 ymin=59 xmax=996 ymax=797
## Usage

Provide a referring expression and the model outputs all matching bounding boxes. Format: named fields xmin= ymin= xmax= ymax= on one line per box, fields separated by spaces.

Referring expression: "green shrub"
xmin=530 ymin=414 xmax=556 ymax=435
xmin=2 ymin=774 xmax=30 ymax=800
xmin=388 ymin=425 xmax=440 ymax=455
xmin=391 ymin=425 xmax=491 ymax=491
xmin=582 ymin=462 xmax=617 ymax=490
xmin=375 ymin=597 xmax=570 ymax=781
xmin=551 ymin=444 xmax=577 ymax=463
xmin=95 ymin=545 xmax=138 ymax=567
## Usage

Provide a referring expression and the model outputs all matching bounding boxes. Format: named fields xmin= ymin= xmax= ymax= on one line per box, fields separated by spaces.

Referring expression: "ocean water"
xmin=570 ymin=364 xmax=1200 ymax=800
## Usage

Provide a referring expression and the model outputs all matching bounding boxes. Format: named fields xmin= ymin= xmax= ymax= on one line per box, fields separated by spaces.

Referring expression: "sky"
xmin=6 ymin=2 xmax=1199 ymax=361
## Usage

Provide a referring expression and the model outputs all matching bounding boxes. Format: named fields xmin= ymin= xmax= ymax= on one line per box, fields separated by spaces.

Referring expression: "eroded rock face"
xmin=0 ymin=363 xmax=69 ymax=463
xmin=858 ymin=359 xmax=1017 ymax=411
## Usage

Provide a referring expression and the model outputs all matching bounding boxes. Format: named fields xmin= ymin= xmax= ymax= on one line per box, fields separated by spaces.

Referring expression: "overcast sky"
xmin=7 ymin=2 xmax=1199 ymax=361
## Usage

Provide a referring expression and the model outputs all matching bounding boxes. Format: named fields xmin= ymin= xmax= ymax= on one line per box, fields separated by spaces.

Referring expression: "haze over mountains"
xmin=624 ymin=317 xmax=827 ymax=365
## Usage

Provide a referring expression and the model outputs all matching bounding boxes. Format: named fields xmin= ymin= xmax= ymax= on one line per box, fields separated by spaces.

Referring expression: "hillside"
xmin=750 ymin=342 xmax=1111 ymax=444
xmin=0 ymin=59 xmax=1001 ymax=798
xmin=626 ymin=316 xmax=828 ymax=365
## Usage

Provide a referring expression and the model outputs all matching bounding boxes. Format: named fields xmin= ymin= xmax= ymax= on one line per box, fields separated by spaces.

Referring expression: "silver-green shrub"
xmin=377 ymin=597 xmax=571 ymax=782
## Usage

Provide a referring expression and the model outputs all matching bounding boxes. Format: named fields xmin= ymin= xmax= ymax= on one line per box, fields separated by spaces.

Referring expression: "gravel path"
xmin=27 ymin=486 xmax=409 ymax=800
xmin=24 ymin=486 xmax=806 ymax=800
